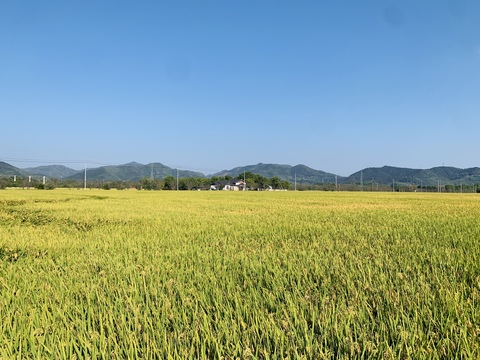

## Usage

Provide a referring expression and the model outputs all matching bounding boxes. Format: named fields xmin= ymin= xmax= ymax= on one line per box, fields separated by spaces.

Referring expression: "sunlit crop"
xmin=1 ymin=189 xmax=479 ymax=358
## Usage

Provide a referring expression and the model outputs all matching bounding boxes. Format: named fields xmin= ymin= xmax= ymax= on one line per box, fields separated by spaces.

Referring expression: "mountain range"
xmin=1 ymin=161 xmax=480 ymax=186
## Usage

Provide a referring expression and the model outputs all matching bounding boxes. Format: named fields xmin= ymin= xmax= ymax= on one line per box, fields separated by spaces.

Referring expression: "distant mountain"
xmin=214 ymin=163 xmax=341 ymax=184
xmin=343 ymin=166 xmax=480 ymax=186
xmin=121 ymin=161 xmax=145 ymax=168
xmin=23 ymin=165 xmax=80 ymax=178
xmin=2 ymin=160 xmax=480 ymax=185
xmin=66 ymin=162 xmax=205 ymax=182
xmin=0 ymin=162 xmax=29 ymax=177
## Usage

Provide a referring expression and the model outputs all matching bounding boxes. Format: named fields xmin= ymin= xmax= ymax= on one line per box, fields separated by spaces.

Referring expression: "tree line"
xmin=0 ymin=172 xmax=291 ymax=191
xmin=2 ymin=174 xmax=480 ymax=192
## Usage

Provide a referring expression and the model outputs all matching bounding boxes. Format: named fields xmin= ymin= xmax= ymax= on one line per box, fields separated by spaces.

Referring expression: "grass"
xmin=0 ymin=189 xmax=479 ymax=358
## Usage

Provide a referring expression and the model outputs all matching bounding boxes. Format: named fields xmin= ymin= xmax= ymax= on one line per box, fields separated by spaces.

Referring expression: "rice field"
xmin=0 ymin=189 xmax=479 ymax=359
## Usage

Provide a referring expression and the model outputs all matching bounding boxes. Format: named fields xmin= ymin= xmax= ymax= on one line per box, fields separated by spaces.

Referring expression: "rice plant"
xmin=0 ymin=190 xmax=479 ymax=358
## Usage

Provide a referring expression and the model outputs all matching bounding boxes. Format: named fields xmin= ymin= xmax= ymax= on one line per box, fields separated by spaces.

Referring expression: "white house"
xmin=223 ymin=180 xmax=247 ymax=191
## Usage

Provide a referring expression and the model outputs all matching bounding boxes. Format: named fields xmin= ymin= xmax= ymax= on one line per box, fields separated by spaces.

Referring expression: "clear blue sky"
xmin=1 ymin=0 xmax=479 ymax=176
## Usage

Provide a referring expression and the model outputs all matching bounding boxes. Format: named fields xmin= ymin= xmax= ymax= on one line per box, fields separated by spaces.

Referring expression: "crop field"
xmin=0 ymin=189 xmax=479 ymax=359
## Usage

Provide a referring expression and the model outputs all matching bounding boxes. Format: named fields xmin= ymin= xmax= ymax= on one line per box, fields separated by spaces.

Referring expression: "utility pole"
xmin=84 ymin=162 xmax=87 ymax=190
xmin=360 ymin=171 xmax=363 ymax=191
xmin=176 ymin=168 xmax=179 ymax=191
xmin=335 ymin=175 xmax=338 ymax=191
xmin=294 ymin=173 xmax=296 ymax=191
xmin=392 ymin=179 xmax=395 ymax=192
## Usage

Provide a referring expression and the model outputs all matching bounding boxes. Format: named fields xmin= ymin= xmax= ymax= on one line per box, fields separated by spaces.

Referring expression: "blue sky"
xmin=1 ymin=0 xmax=479 ymax=176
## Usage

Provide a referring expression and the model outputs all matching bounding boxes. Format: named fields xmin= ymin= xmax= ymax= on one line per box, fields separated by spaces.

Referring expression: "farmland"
xmin=1 ymin=189 xmax=479 ymax=359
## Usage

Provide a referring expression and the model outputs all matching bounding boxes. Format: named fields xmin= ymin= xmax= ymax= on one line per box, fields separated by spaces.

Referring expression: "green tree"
xmin=270 ymin=176 xmax=281 ymax=189
xmin=163 ymin=175 xmax=176 ymax=190
xmin=140 ymin=177 xmax=158 ymax=190
xmin=281 ymin=180 xmax=291 ymax=190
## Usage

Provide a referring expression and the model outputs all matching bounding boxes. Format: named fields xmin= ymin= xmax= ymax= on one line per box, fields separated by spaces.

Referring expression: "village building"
xmin=222 ymin=179 xmax=247 ymax=191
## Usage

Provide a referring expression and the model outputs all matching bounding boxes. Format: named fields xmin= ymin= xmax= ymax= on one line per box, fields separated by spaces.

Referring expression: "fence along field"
xmin=0 ymin=189 xmax=479 ymax=358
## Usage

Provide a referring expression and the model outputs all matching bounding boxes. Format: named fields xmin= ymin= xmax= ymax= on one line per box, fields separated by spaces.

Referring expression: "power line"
xmin=0 ymin=157 xmax=84 ymax=164
xmin=0 ymin=156 xmax=117 ymax=167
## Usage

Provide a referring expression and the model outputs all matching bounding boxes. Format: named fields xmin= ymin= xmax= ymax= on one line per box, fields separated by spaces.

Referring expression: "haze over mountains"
xmin=1 ymin=161 xmax=480 ymax=186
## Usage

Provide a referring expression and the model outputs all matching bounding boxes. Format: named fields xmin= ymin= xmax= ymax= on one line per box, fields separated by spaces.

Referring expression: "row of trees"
xmin=0 ymin=177 xmax=56 ymax=190
xmin=2 ymin=175 xmax=480 ymax=192
xmin=296 ymin=183 xmax=480 ymax=193
xmin=0 ymin=173 xmax=291 ymax=191
xmin=128 ymin=173 xmax=291 ymax=191
xmin=231 ymin=172 xmax=290 ymax=191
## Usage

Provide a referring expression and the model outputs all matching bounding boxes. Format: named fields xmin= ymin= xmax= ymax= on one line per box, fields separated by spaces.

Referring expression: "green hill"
xmin=344 ymin=166 xmax=480 ymax=186
xmin=67 ymin=162 xmax=205 ymax=181
xmin=0 ymin=162 xmax=30 ymax=177
xmin=23 ymin=165 xmax=81 ymax=179
xmin=213 ymin=163 xmax=340 ymax=184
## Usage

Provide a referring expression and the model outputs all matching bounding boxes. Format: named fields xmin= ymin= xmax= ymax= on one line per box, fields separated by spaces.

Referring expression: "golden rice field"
xmin=0 ymin=189 xmax=479 ymax=359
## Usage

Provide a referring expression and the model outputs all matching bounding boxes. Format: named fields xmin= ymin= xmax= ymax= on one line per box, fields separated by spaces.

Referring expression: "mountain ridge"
xmin=345 ymin=165 xmax=480 ymax=186
xmin=1 ymin=161 xmax=480 ymax=186
xmin=66 ymin=162 xmax=204 ymax=182
xmin=213 ymin=163 xmax=338 ymax=184
xmin=23 ymin=165 xmax=81 ymax=179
